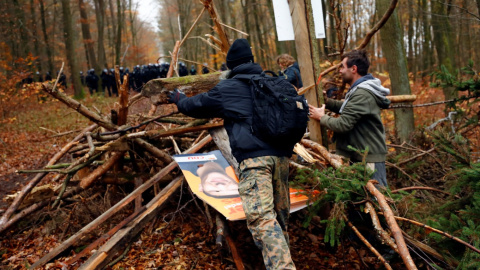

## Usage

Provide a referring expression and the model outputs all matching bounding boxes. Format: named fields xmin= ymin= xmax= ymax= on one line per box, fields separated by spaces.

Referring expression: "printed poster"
xmin=173 ymin=150 xmax=311 ymax=221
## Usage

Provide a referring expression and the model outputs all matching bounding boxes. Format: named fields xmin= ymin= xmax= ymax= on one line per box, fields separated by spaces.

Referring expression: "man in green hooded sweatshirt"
xmin=309 ymin=49 xmax=391 ymax=186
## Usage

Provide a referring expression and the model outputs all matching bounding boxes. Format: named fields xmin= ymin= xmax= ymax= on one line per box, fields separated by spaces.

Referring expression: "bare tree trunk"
xmin=39 ymin=0 xmax=55 ymax=74
xmin=115 ymin=0 xmax=123 ymax=65
xmin=377 ymin=0 xmax=414 ymax=142
xmin=61 ymin=0 xmax=84 ymax=98
xmin=128 ymin=0 xmax=137 ymax=62
xmin=78 ymin=0 xmax=98 ymax=72
xmin=94 ymin=0 xmax=107 ymax=69
xmin=407 ymin=0 xmax=414 ymax=73
xmin=266 ymin=1 xmax=286 ymax=55
xmin=420 ymin=0 xmax=432 ymax=75
xmin=12 ymin=0 xmax=30 ymax=59
xmin=108 ymin=0 xmax=117 ymax=67
xmin=242 ymin=0 xmax=251 ymax=44
xmin=432 ymin=0 xmax=457 ymax=101
xmin=252 ymin=2 xmax=266 ymax=67
xmin=29 ymin=0 xmax=41 ymax=71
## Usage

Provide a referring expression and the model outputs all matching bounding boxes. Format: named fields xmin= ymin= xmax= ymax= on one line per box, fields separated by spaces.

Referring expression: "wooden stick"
xmin=41 ymin=83 xmax=116 ymax=130
xmin=343 ymin=213 xmax=393 ymax=270
xmin=215 ymin=213 xmax=225 ymax=248
xmin=387 ymin=95 xmax=417 ymax=103
xmin=397 ymin=148 xmax=434 ymax=165
xmin=0 ymin=124 xmax=97 ymax=229
xmin=118 ymin=73 xmax=129 ymax=126
xmin=78 ymin=176 xmax=185 ymax=270
xmin=391 ymin=186 xmax=458 ymax=198
xmin=365 ymin=202 xmax=398 ymax=253
xmin=133 ymin=138 xmax=173 ymax=165
xmin=301 ymin=139 xmax=343 ymax=169
xmin=200 ymin=0 xmax=230 ymax=54
xmin=0 ymin=187 xmax=82 ymax=234
xmin=219 ymin=22 xmax=248 ymax=36
xmin=63 ymin=206 xmax=146 ymax=266
xmin=31 ymin=136 xmax=212 ymax=269
xmin=366 ymin=181 xmax=418 ymax=270
xmin=223 ymin=218 xmax=245 ymax=270
xmin=127 ymin=121 xmax=224 ymax=139
xmin=80 ymin=151 xmax=126 ymax=189
xmin=393 ymin=216 xmax=480 ymax=255
xmin=166 ymin=41 xmax=181 ymax=78
xmin=179 ymin=7 xmax=206 ymax=48
xmin=385 ymin=161 xmax=425 ymax=186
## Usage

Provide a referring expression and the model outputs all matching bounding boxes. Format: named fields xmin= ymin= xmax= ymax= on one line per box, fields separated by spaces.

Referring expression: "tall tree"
xmin=115 ymin=0 xmax=123 ymax=65
xmin=431 ymin=0 xmax=457 ymax=101
xmin=78 ymin=0 xmax=98 ymax=71
xmin=12 ymin=0 xmax=30 ymax=59
xmin=61 ymin=0 xmax=83 ymax=98
xmin=29 ymin=0 xmax=41 ymax=71
xmin=39 ymin=0 xmax=54 ymax=74
xmin=94 ymin=0 xmax=107 ymax=69
xmin=376 ymin=0 xmax=414 ymax=142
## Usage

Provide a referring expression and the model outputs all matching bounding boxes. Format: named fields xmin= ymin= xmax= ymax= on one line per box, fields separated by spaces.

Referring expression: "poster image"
xmin=173 ymin=150 xmax=311 ymax=221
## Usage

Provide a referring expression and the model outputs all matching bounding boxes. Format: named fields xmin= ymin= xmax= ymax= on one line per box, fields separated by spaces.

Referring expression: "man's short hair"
xmin=276 ymin=54 xmax=296 ymax=67
xmin=343 ymin=49 xmax=370 ymax=76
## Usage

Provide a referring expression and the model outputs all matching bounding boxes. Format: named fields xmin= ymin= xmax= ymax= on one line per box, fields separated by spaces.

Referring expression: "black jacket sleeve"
xmin=175 ymin=86 xmax=225 ymax=119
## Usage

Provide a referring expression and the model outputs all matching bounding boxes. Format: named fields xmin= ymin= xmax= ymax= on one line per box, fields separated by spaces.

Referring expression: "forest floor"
xmin=0 ymin=77 xmax=461 ymax=269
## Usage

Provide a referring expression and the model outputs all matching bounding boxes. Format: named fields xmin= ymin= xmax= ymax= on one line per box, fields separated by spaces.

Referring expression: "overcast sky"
xmin=136 ymin=0 xmax=159 ymax=29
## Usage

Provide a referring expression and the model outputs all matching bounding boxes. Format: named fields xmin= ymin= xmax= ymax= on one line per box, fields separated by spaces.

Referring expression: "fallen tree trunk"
xmin=141 ymin=72 xmax=223 ymax=105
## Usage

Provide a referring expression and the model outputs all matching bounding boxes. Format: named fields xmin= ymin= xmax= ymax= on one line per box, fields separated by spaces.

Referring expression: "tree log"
xmin=387 ymin=95 xmax=416 ymax=103
xmin=366 ymin=181 xmax=418 ymax=270
xmin=300 ymin=139 xmax=344 ymax=169
xmin=141 ymin=72 xmax=224 ymax=105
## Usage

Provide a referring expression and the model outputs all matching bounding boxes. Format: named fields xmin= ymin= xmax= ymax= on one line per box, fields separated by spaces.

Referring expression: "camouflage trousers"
xmin=238 ymin=156 xmax=296 ymax=270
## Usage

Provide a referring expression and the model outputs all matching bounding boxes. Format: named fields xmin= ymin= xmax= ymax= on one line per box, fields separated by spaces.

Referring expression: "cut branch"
xmin=80 ymin=151 xmax=126 ymax=189
xmin=393 ymin=216 xmax=480 ymax=255
xmin=366 ymin=181 xmax=418 ymax=270
xmin=31 ymin=136 xmax=212 ymax=269
xmin=365 ymin=201 xmax=398 ymax=253
xmin=343 ymin=213 xmax=393 ymax=270
xmin=300 ymin=139 xmax=343 ymax=169
xmin=0 ymin=124 xmax=97 ymax=229
xmin=41 ymin=83 xmax=116 ymax=130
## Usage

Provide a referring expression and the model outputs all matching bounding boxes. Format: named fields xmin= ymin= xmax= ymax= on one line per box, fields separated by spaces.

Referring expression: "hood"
xmin=339 ymin=75 xmax=391 ymax=113
xmin=357 ymin=78 xmax=391 ymax=109
xmin=227 ymin=62 xmax=263 ymax=79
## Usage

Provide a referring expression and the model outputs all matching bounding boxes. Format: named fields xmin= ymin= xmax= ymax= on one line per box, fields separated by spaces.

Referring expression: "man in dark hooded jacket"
xmin=167 ymin=39 xmax=296 ymax=270
xmin=309 ymin=49 xmax=391 ymax=187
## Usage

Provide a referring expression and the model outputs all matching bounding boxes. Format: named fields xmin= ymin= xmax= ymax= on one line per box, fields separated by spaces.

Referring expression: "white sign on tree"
xmin=272 ymin=0 xmax=326 ymax=41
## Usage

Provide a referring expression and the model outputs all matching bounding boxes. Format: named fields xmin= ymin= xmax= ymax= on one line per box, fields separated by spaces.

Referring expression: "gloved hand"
xmin=167 ymin=88 xmax=186 ymax=104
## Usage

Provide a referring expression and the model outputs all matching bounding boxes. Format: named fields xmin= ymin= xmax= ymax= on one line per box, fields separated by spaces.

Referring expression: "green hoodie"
xmin=320 ymin=80 xmax=391 ymax=162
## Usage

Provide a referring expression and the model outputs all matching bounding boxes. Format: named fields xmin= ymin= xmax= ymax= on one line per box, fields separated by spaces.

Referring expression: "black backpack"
xmin=234 ymin=71 xmax=309 ymax=148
